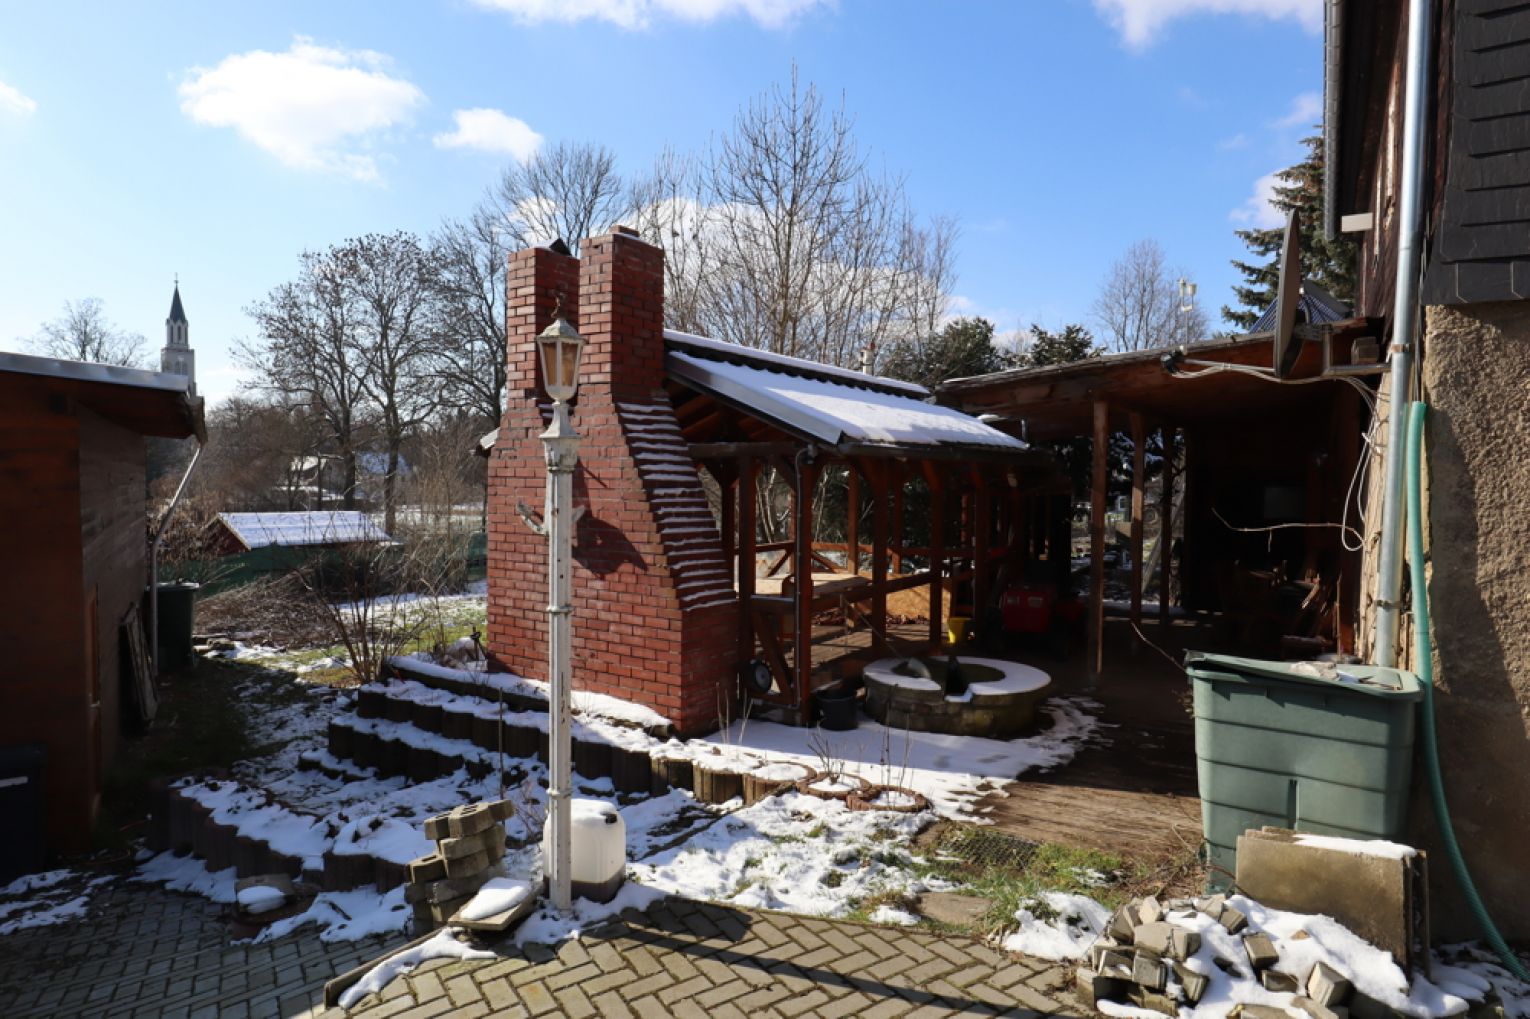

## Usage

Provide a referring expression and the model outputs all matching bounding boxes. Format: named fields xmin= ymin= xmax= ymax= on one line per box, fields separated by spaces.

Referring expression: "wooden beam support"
xmin=793 ymin=458 xmax=818 ymax=724
xmin=738 ymin=455 xmax=757 ymax=676
xmin=846 ymin=465 xmax=860 ymax=576
xmin=890 ymin=462 xmax=905 ymax=575
xmin=973 ymin=471 xmax=992 ymax=642
xmin=868 ymin=461 xmax=890 ymax=655
xmin=1159 ymin=425 xmax=1174 ymax=629
xmin=928 ymin=470 xmax=945 ymax=647
xmin=1089 ymin=399 xmax=1109 ymax=683
xmin=1130 ymin=411 xmax=1146 ymax=628
xmin=688 ymin=441 xmax=799 ymax=459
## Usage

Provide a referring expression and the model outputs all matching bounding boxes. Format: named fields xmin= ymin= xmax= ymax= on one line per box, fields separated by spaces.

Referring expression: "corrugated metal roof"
xmin=218 ymin=511 xmax=392 ymax=550
xmin=666 ymin=349 xmax=1025 ymax=452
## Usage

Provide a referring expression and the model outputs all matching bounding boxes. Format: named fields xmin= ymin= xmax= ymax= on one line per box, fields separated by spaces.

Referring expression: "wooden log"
xmin=649 ymin=754 xmax=693 ymax=795
xmin=1090 ymin=399 xmax=1110 ymax=681
xmin=1130 ymin=411 xmax=1146 ymax=628
xmin=1160 ymin=425 xmax=1175 ymax=629
xmin=611 ymin=746 xmax=652 ymax=794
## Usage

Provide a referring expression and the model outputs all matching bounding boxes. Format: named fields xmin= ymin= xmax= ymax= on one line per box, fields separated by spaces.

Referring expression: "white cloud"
xmin=470 ymin=0 xmax=828 ymax=29
xmin=1230 ymin=170 xmax=1285 ymax=229
xmin=178 ymin=37 xmax=424 ymax=182
xmin=1094 ymin=0 xmax=1322 ymax=48
xmin=434 ymin=108 xmax=542 ymax=161
xmin=1274 ymin=90 xmax=1323 ymax=130
xmin=1218 ymin=132 xmax=1251 ymax=150
xmin=0 ymin=78 xmax=37 ymax=117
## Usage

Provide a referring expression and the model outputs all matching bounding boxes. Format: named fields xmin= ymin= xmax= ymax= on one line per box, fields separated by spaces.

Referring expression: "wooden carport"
xmin=939 ymin=321 xmax=1381 ymax=680
xmin=661 ymin=331 xmax=1057 ymax=725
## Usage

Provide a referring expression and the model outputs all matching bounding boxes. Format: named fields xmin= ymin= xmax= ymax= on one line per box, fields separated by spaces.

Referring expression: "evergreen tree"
xmin=879 ymin=317 xmax=1016 ymax=388
xmin=1223 ymin=134 xmax=1357 ymax=330
xmin=1017 ymin=323 xmax=1103 ymax=367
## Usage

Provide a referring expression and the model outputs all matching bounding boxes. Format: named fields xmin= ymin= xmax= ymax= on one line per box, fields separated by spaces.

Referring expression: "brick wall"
xmin=486 ymin=232 xmax=739 ymax=736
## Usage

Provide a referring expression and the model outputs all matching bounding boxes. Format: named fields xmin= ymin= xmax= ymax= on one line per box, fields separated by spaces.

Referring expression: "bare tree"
xmin=338 ymin=232 xmax=443 ymax=534
xmin=1091 ymin=239 xmax=1209 ymax=353
xmin=432 ymin=207 xmax=511 ymax=429
xmin=243 ymin=251 xmax=370 ymax=509
xmin=489 ymin=140 xmax=629 ymax=254
xmin=26 ymin=298 xmax=147 ymax=366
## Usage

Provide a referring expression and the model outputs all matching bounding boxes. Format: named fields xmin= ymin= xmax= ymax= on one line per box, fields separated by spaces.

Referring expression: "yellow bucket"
xmin=946 ymin=616 xmax=970 ymax=645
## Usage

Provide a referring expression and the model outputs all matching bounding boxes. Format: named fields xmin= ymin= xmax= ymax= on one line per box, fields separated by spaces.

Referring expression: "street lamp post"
xmin=535 ymin=316 xmax=584 ymax=913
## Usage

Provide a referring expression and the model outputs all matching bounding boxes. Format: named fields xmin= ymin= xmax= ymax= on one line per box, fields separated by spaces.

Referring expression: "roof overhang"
xmin=0 ymin=351 xmax=205 ymax=441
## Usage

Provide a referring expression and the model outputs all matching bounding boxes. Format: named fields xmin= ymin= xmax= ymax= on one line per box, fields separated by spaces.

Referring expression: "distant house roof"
xmin=216 ymin=511 xmax=392 ymax=550
xmin=662 ymin=330 xmax=1027 ymax=456
xmin=1249 ymin=279 xmax=1350 ymax=332
xmin=0 ymin=350 xmax=203 ymax=440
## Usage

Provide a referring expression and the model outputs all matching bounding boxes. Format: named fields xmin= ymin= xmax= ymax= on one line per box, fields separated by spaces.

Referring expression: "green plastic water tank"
xmin=1185 ymin=651 xmax=1422 ymax=886
xmin=154 ymin=581 xmax=201 ymax=673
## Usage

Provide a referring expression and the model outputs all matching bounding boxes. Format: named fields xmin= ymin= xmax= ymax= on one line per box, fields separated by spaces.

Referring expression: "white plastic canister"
xmin=543 ymin=798 xmax=626 ymax=903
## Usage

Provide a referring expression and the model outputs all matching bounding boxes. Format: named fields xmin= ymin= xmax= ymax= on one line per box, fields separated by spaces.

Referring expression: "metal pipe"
xmin=541 ymin=398 xmax=579 ymax=912
xmin=149 ymin=442 xmax=203 ymax=676
xmin=1373 ymin=0 xmax=1433 ymax=667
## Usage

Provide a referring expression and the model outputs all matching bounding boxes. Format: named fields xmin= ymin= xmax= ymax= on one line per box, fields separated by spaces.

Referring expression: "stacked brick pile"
xmin=404 ymin=800 xmax=515 ymax=931
xmin=1075 ymin=894 xmax=1363 ymax=1019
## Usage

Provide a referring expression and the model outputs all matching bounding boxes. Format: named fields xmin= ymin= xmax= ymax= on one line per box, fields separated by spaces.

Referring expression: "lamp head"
xmin=536 ymin=317 xmax=585 ymax=403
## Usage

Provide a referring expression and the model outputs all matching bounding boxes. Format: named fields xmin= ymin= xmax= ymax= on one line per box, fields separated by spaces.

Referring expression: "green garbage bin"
xmin=154 ymin=581 xmax=200 ymax=673
xmin=1185 ymin=651 xmax=1423 ymax=886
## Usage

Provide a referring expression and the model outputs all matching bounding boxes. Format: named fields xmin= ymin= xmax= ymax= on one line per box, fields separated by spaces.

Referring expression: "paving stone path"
xmin=339 ymin=896 xmax=1083 ymax=1018
xmin=0 ymin=878 xmax=404 ymax=1018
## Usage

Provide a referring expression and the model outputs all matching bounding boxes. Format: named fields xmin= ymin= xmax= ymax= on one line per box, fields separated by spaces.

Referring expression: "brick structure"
xmin=486 ymin=231 xmax=738 ymax=736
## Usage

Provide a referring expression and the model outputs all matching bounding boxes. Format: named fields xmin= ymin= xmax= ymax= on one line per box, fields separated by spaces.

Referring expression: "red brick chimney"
xmin=486 ymin=231 xmax=739 ymax=736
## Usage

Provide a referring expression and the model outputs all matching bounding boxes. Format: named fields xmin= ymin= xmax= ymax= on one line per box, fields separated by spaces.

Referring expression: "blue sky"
xmin=0 ymin=0 xmax=1322 ymax=406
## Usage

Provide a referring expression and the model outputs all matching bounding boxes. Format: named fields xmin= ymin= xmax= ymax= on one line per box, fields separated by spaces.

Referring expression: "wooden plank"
xmin=793 ymin=459 xmax=818 ymax=723
xmin=972 ymin=472 xmax=992 ymax=639
xmin=1159 ymin=425 xmax=1174 ymax=629
xmin=890 ymin=462 xmax=905 ymax=574
xmin=1089 ymin=399 xmax=1109 ymax=682
xmin=719 ymin=466 xmax=737 ymax=567
xmin=688 ymin=441 xmax=799 ymax=459
xmin=1130 ymin=411 xmax=1146 ymax=628
xmin=122 ymin=602 xmax=157 ymax=724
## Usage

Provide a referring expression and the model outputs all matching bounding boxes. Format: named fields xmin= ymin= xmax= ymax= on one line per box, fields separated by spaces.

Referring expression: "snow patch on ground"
xmin=1432 ymin=945 xmax=1530 ymax=1019
xmin=869 ymin=904 xmax=920 ymax=926
xmin=1000 ymin=892 xmax=1111 ymax=960
xmin=512 ymin=882 xmax=667 ymax=947
xmin=253 ymin=886 xmax=411 ymax=944
xmin=339 ymin=927 xmax=496 ymax=1009
xmin=133 ymin=852 xmax=237 ymax=903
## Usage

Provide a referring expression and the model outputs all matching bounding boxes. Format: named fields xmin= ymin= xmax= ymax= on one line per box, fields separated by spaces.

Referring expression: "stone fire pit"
xmin=861 ymin=656 xmax=1052 ymax=738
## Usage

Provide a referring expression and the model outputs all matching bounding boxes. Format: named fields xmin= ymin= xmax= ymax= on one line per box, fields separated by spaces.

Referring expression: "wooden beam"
xmin=688 ymin=441 xmax=799 ymax=459
xmin=720 ymin=469 xmax=737 ymax=567
xmin=869 ymin=463 xmax=890 ymax=655
xmin=973 ymin=472 xmax=992 ymax=642
xmin=1130 ymin=411 xmax=1146 ymax=628
xmin=846 ymin=465 xmax=860 ymax=576
xmin=738 ymin=455 xmax=757 ymax=676
xmin=1089 ymin=399 xmax=1109 ymax=682
xmin=1159 ymin=425 xmax=1174 ymax=629
xmin=890 ymin=463 xmax=905 ymax=574
xmin=793 ymin=458 xmax=818 ymax=724
xmin=928 ymin=470 xmax=945 ymax=647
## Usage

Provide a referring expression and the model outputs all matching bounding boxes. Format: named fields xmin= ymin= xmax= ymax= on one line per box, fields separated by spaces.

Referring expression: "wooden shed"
xmin=0 ymin=352 xmax=203 ymax=855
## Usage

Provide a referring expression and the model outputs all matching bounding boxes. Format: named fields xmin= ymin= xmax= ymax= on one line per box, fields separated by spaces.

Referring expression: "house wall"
xmin=0 ymin=377 xmax=90 ymax=852
xmin=1408 ymin=301 xmax=1530 ymax=939
xmin=486 ymin=233 xmax=739 ymax=735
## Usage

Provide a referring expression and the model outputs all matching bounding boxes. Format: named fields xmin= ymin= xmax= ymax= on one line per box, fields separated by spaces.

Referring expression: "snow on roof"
xmin=667 ymin=350 xmax=1026 ymax=452
xmin=663 ymin=329 xmax=929 ymax=398
xmin=218 ymin=511 xmax=392 ymax=550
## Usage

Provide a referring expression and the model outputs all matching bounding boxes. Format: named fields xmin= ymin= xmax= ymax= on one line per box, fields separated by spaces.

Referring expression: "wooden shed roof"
xmin=0 ymin=351 xmax=205 ymax=441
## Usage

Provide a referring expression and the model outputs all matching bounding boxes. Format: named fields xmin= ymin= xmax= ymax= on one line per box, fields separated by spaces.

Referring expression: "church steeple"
xmin=161 ymin=280 xmax=196 ymax=395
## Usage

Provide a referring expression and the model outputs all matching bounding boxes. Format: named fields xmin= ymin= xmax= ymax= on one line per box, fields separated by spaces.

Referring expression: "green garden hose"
xmin=1406 ymin=400 xmax=1528 ymax=980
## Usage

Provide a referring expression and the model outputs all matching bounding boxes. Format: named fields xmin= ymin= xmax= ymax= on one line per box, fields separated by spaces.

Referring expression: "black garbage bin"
xmin=153 ymin=581 xmax=200 ymax=673
xmin=814 ymin=683 xmax=860 ymax=731
xmin=0 ymin=744 xmax=46 ymax=883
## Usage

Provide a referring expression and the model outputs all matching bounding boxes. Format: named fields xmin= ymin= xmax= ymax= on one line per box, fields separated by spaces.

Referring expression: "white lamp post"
xmin=536 ymin=315 xmax=584 ymax=913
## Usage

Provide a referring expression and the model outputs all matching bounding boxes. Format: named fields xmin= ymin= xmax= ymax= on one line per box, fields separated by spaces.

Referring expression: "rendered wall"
xmin=1408 ymin=301 xmax=1530 ymax=939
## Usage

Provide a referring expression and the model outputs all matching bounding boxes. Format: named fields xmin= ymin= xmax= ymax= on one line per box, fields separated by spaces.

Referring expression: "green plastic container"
xmin=1185 ymin=651 xmax=1423 ymax=885
xmin=154 ymin=581 xmax=200 ymax=673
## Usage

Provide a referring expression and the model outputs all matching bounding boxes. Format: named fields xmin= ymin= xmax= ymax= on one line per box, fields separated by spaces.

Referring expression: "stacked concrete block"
xmin=404 ymin=800 xmax=515 ymax=931
xmin=1076 ymin=894 xmax=1388 ymax=1019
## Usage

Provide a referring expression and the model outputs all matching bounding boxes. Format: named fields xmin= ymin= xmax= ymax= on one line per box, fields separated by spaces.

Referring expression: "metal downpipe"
xmin=1372 ymin=0 xmax=1433 ymax=667
xmin=149 ymin=442 xmax=203 ymax=677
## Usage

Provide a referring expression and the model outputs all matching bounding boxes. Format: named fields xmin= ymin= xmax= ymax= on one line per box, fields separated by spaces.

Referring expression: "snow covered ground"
xmin=0 ymin=869 xmax=116 ymax=936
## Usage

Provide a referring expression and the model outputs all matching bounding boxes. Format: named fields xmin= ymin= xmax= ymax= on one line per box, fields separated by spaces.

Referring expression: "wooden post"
xmin=928 ymin=470 xmax=945 ymax=648
xmin=1159 ymin=425 xmax=1174 ymax=629
xmin=846 ymin=464 xmax=860 ymax=576
xmin=794 ymin=458 xmax=817 ymax=724
xmin=868 ymin=461 xmax=889 ymax=654
xmin=1089 ymin=399 xmax=1109 ymax=682
xmin=738 ymin=456 xmax=757 ymax=667
xmin=973 ymin=471 xmax=992 ymax=643
xmin=1130 ymin=412 xmax=1146 ymax=628
xmin=890 ymin=464 xmax=905 ymax=574
xmin=718 ymin=465 xmax=737 ymax=567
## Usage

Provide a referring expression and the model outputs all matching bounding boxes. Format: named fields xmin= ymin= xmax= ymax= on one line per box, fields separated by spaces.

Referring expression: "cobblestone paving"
xmin=0 ymin=879 xmax=406 ymax=1019
xmin=340 ymin=896 xmax=1083 ymax=1018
